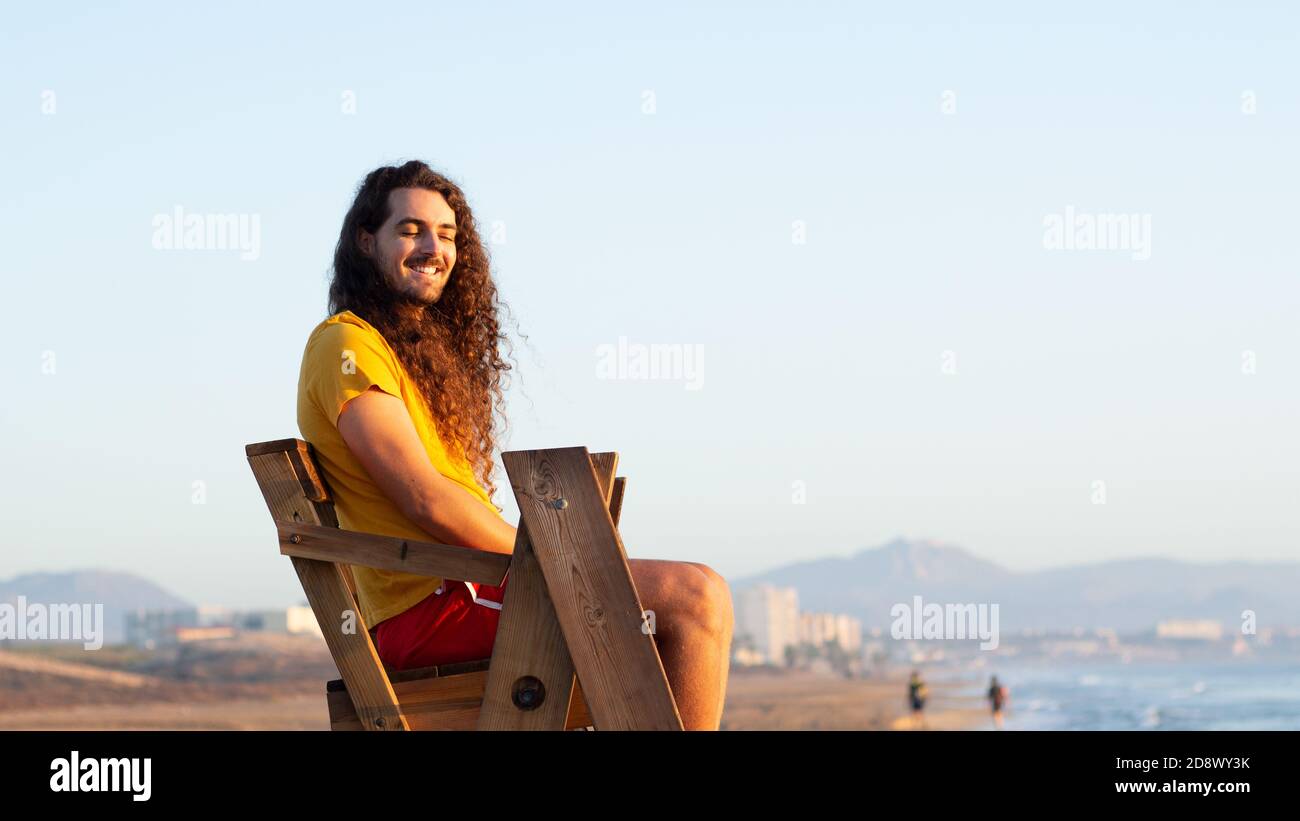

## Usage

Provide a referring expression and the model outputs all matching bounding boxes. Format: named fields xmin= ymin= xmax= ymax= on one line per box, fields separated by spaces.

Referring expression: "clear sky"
xmin=2 ymin=1 xmax=1297 ymax=608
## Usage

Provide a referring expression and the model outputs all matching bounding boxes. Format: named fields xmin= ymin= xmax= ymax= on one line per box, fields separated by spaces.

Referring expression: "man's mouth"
xmin=406 ymin=260 xmax=442 ymax=277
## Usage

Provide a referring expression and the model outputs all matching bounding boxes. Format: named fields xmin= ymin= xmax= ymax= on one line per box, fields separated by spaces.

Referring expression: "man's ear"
xmin=358 ymin=229 xmax=374 ymax=256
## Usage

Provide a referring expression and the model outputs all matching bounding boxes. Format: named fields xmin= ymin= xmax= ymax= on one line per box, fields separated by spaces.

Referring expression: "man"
xmin=297 ymin=160 xmax=734 ymax=730
xmin=988 ymin=675 xmax=1008 ymax=729
xmin=907 ymin=669 xmax=928 ymax=729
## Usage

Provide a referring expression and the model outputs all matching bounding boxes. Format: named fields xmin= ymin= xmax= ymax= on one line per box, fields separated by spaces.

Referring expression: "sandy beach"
xmin=721 ymin=667 xmax=987 ymax=731
xmin=0 ymin=641 xmax=986 ymax=730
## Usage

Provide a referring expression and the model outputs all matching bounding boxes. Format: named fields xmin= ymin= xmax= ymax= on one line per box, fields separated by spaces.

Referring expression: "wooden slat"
xmin=245 ymin=438 xmax=306 ymax=457
xmin=245 ymin=441 xmax=358 ymax=600
xmin=328 ymin=669 xmax=594 ymax=731
xmin=327 ymin=659 xmax=492 ymax=694
xmin=245 ymin=439 xmax=333 ymax=503
xmin=248 ymin=449 xmax=329 ymax=525
xmin=388 ymin=658 xmax=491 ymax=683
xmin=291 ymin=557 xmax=407 ymax=730
xmin=277 ymin=522 xmax=510 ymax=586
xmin=588 ymin=453 xmax=619 ymax=506
xmin=609 ymin=477 xmax=627 ymax=527
xmin=247 ymin=450 xmax=407 ymax=731
xmin=502 ymin=447 xmax=682 ymax=730
xmin=476 ymin=452 xmax=621 ymax=730
xmin=286 ymin=443 xmax=331 ymax=502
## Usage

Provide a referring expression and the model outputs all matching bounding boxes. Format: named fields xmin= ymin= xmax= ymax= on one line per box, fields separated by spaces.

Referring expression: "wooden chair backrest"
xmin=245 ymin=439 xmax=408 ymax=730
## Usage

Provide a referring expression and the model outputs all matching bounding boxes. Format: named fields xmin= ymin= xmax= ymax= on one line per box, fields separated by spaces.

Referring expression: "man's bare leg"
xmin=628 ymin=558 xmax=734 ymax=730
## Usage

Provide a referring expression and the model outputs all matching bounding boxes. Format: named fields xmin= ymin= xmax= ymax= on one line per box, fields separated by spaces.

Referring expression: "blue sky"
xmin=2 ymin=1 xmax=1297 ymax=608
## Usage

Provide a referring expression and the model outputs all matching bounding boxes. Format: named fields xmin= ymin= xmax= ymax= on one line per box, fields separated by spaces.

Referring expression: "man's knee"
xmin=632 ymin=560 xmax=732 ymax=638
xmin=686 ymin=561 xmax=725 ymax=588
xmin=683 ymin=563 xmax=734 ymax=637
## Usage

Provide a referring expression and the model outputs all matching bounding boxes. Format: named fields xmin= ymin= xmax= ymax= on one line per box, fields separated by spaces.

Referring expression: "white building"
xmin=799 ymin=612 xmax=863 ymax=653
xmin=734 ymin=584 xmax=800 ymax=665
xmin=234 ymin=606 xmax=323 ymax=638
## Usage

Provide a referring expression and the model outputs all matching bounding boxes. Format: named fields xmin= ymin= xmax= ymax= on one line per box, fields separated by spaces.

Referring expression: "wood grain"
xmin=477 ymin=452 xmax=623 ymax=730
xmin=277 ymin=522 xmax=510 ymax=586
xmin=502 ymin=447 xmax=682 ymax=730
xmin=247 ymin=446 xmax=407 ymax=731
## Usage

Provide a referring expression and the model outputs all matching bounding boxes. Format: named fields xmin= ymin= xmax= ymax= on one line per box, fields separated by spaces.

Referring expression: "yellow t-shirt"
xmin=296 ymin=310 xmax=502 ymax=628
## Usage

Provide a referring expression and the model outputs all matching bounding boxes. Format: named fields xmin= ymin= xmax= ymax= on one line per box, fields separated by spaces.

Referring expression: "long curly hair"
xmin=328 ymin=160 xmax=514 ymax=505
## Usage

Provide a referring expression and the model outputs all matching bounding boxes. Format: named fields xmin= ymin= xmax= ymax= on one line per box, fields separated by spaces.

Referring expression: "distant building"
xmin=799 ymin=612 xmax=863 ymax=653
xmin=734 ymin=585 xmax=799 ymax=666
xmin=174 ymin=626 xmax=236 ymax=642
xmin=233 ymin=607 xmax=323 ymax=638
xmin=1156 ymin=619 xmax=1223 ymax=641
xmin=125 ymin=608 xmax=199 ymax=649
xmin=1042 ymin=639 xmax=1104 ymax=657
xmin=286 ymin=606 xmax=323 ymax=637
xmin=731 ymin=645 xmax=767 ymax=666
xmin=197 ymin=605 xmax=234 ymax=627
xmin=124 ymin=605 xmax=324 ymax=648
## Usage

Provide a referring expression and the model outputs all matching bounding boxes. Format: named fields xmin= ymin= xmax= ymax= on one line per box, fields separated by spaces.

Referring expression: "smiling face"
xmin=358 ymin=187 xmax=458 ymax=304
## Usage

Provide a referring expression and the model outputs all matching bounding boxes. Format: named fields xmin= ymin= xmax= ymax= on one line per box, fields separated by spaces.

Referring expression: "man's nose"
xmin=419 ymin=232 xmax=442 ymax=256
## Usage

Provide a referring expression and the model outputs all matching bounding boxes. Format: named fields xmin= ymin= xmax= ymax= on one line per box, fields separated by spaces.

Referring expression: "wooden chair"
xmin=245 ymin=439 xmax=684 ymax=730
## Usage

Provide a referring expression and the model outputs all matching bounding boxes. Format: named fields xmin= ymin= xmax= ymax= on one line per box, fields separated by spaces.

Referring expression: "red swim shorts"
xmin=373 ymin=571 xmax=510 ymax=672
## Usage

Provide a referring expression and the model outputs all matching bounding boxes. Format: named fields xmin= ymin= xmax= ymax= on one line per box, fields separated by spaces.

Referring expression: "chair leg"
xmin=476 ymin=524 xmax=579 ymax=730
xmin=502 ymin=446 xmax=684 ymax=731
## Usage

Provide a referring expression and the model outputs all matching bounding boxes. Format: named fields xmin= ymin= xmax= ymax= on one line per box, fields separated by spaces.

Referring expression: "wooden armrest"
xmin=277 ymin=522 xmax=511 ymax=586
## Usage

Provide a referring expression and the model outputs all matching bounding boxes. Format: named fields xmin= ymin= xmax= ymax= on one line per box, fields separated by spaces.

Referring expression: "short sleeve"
xmin=302 ymin=320 xmax=403 ymax=427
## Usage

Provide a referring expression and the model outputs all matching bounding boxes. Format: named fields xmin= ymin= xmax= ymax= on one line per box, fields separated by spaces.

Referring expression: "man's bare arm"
xmin=336 ymin=386 xmax=518 ymax=555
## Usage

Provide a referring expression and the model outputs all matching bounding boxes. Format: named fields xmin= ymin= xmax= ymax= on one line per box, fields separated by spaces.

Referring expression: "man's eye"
xmin=401 ymin=231 xmax=418 ymax=237
xmin=440 ymin=236 xmax=456 ymax=244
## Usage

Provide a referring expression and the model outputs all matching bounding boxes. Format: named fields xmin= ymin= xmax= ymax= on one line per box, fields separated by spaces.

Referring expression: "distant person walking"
xmin=908 ymin=669 xmax=929 ymax=729
xmin=988 ymin=675 xmax=1009 ymax=729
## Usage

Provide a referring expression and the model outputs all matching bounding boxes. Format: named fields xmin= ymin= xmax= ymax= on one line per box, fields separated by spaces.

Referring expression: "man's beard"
xmin=366 ymin=273 xmax=456 ymax=365
xmin=384 ymin=264 xmax=443 ymax=309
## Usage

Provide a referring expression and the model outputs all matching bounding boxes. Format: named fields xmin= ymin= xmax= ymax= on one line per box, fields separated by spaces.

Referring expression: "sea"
xmin=949 ymin=659 xmax=1300 ymax=730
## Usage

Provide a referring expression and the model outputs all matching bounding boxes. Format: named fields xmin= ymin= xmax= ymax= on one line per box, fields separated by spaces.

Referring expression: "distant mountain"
xmin=0 ymin=570 xmax=192 ymax=645
xmin=734 ymin=538 xmax=1300 ymax=633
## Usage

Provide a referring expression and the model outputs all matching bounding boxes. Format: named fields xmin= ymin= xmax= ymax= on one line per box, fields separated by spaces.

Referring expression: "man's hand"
xmin=336 ymin=386 xmax=518 ymax=554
